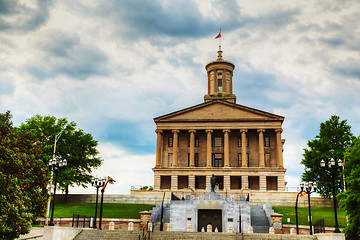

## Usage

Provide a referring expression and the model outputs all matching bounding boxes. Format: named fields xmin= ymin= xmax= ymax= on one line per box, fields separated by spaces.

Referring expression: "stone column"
xmin=275 ymin=129 xmax=283 ymax=168
xmin=206 ymin=175 xmax=211 ymax=189
xmin=172 ymin=130 xmax=179 ymax=167
xmin=224 ymin=175 xmax=230 ymax=191
xmin=277 ymin=174 xmax=286 ymax=191
xmin=155 ymin=130 xmax=163 ymax=167
xmin=154 ymin=174 xmax=160 ymax=190
xmin=171 ymin=175 xmax=178 ymax=191
xmin=258 ymin=129 xmax=265 ymax=167
xmin=206 ymin=130 xmax=213 ymax=167
xmin=189 ymin=130 xmax=196 ymax=167
xmin=188 ymin=175 xmax=195 ymax=190
xmin=259 ymin=175 xmax=266 ymax=191
xmin=240 ymin=129 xmax=248 ymax=167
xmin=241 ymin=175 xmax=248 ymax=189
xmin=223 ymin=129 xmax=230 ymax=167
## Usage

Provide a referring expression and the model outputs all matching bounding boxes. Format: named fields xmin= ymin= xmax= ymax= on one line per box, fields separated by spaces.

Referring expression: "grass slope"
xmin=53 ymin=203 xmax=155 ymax=219
xmin=272 ymin=206 xmax=346 ymax=228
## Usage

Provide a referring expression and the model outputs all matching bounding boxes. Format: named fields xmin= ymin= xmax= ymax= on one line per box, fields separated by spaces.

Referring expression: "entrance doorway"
xmin=197 ymin=209 xmax=222 ymax=232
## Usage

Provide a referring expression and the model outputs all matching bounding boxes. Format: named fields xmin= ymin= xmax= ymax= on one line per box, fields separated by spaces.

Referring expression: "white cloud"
xmin=1 ymin=0 xmax=360 ymax=192
xmin=69 ymin=143 xmax=155 ymax=194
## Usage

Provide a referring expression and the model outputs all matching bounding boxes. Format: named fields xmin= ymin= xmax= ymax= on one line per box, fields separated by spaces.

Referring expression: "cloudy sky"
xmin=1 ymin=0 xmax=359 ymax=194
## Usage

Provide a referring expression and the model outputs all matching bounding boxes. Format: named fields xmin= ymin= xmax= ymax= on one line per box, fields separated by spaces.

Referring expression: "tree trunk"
xmin=64 ymin=185 xmax=69 ymax=203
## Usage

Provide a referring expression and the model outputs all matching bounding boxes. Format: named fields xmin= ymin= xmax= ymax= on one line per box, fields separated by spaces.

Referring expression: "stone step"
xmin=75 ymin=229 xmax=317 ymax=240
xmin=252 ymin=225 xmax=270 ymax=233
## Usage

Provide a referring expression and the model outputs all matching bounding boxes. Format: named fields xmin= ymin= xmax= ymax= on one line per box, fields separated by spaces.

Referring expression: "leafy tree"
xmin=301 ymin=115 xmax=353 ymax=198
xmin=0 ymin=111 xmax=48 ymax=240
xmin=19 ymin=115 xmax=103 ymax=198
xmin=339 ymin=135 xmax=360 ymax=240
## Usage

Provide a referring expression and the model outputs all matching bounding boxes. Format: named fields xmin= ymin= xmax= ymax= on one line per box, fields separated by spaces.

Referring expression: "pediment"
xmin=154 ymin=100 xmax=284 ymax=123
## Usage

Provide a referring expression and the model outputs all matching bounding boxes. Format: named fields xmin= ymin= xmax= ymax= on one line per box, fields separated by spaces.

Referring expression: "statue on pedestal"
xmin=210 ymin=174 xmax=216 ymax=192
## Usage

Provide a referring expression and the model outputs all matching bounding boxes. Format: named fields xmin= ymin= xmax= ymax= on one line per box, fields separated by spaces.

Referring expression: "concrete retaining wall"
xmin=55 ymin=194 xmax=171 ymax=205
xmin=55 ymin=192 xmax=333 ymax=207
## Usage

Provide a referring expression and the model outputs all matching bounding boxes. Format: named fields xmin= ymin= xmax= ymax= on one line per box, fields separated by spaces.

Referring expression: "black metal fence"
xmin=72 ymin=214 xmax=94 ymax=228
xmin=313 ymin=218 xmax=325 ymax=234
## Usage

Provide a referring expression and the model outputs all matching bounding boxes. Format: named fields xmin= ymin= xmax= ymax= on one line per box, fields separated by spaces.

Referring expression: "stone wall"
xmin=249 ymin=192 xmax=334 ymax=207
xmin=56 ymin=192 xmax=333 ymax=207
xmin=37 ymin=218 xmax=141 ymax=231
xmin=54 ymin=193 xmax=171 ymax=205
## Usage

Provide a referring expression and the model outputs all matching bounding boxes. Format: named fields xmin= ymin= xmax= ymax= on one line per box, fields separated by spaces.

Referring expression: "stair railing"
xmin=137 ymin=221 xmax=150 ymax=240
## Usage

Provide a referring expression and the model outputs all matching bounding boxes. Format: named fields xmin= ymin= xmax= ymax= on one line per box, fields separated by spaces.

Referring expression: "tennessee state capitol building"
xmin=152 ymin=45 xmax=286 ymax=194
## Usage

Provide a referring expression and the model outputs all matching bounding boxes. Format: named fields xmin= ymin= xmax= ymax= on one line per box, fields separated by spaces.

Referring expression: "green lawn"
xmin=52 ymin=203 xmax=155 ymax=219
xmin=272 ymin=206 xmax=347 ymax=228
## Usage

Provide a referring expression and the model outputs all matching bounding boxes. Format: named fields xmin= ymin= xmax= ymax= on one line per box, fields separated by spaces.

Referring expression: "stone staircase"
xmin=151 ymin=203 xmax=170 ymax=231
xmin=74 ymin=230 xmax=316 ymax=240
xmin=250 ymin=205 xmax=270 ymax=233
xmin=74 ymin=230 xmax=139 ymax=239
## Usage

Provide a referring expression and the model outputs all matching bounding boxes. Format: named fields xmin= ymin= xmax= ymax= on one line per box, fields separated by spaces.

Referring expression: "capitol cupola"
xmin=204 ymin=45 xmax=236 ymax=103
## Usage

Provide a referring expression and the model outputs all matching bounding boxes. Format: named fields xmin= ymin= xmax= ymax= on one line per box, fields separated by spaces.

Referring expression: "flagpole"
xmin=219 ymin=28 xmax=221 ymax=50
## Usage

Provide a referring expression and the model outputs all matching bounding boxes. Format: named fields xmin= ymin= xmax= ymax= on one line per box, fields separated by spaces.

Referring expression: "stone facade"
xmin=169 ymin=193 xmax=251 ymax=233
xmin=153 ymin=46 xmax=286 ymax=194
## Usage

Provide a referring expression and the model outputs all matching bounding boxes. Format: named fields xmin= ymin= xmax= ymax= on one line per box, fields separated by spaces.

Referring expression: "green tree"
xmin=301 ymin=115 xmax=353 ymax=198
xmin=19 ymin=115 xmax=102 ymax=199
xmin=339 ymin=135 xmax=360 ymax=240
xmin=0 ymin=111 xmax=48 ymax=240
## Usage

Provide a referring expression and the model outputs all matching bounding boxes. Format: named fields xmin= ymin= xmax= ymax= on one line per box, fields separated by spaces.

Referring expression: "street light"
xmin=299 ymin=181 xmax=317 ymax=235
xmin=45 ymin=129 xmax=68 ymax=225
xmin=320 ymin=158 xmax=343 ymax=233
xmin=48 ymin=158 xmax=67 ymax=226
xmin=98 ymin=176 xmax=115 ymax=230
xmin=91 ymin=176 xmax=104 ymax=229
xmin=295 ymin=183 xmax=304 ymax=234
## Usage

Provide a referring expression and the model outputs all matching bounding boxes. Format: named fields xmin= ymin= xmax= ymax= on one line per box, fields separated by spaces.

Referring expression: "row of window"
xmin=168 ymin=136 xmax=271 ymax=148
xmin=184 ymin=153 xmax=250 ymax=167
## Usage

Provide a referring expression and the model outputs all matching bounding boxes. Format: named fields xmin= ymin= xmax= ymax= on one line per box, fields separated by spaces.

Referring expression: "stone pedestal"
xmin=140 ymin=211 xmax=152 ymax=230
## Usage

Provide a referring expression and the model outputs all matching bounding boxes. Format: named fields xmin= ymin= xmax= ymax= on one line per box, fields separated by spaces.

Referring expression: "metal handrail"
xmin=137 ymin=221 xmax=150 ymax=240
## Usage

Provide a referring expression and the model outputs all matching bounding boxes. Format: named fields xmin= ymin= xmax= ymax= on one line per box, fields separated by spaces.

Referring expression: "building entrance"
xmin=197 ymin=209 xmax=222 ymax=232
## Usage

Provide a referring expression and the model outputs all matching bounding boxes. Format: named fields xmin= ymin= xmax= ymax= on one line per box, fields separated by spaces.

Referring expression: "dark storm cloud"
xmin=70 ymin=0 xmax=299 ymax=43
xmin=0 ymin=0 xmax=52 ymax=32
xmin=95 ymin=0 xmax=241 ymax=39
xmin=26 ymin=31 xmax=109 ymax=80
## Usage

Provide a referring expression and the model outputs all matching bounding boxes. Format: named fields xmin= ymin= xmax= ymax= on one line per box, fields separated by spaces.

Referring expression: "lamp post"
xmin=98 ymin=176 xmax=115 ymax=230
xmin=320 ymin=158 xmax=343 ymax=233
xmin=295 ymin=186 xmax=303 ymax=235
xmin=45 ymin=129 xmax=68 ymax=225
xmin=300 ymin=181 xmax=317 ymax=235
xmin=91 ymin=177 xmax=104 ymax=229
xmin=48 ymin=158 xmax=67 ymax=226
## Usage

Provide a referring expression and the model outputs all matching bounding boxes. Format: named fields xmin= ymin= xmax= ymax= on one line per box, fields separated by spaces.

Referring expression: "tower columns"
xmin=189 ymin=130 xmax=196 ymax=167
xmin=258 ymin=129 xmax=265 ymax=168
xmin=240 ymin=129 xmax=248 ymax=167
xmin=223 ymin=129 xmax=230 ymax=167
xmin=206 ymin=130 xmax=213 ymax=167
xmin=172 ymin=130 xmax=179 ymax=167
xmin=155 ymin=129 xmax=163 ymax=167
xmin=276 ymin=129 xmax=283 ymax=168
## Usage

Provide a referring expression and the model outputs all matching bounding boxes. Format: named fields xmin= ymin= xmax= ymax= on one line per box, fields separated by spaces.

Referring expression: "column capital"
xmin=257 ymin=129 xmax=265 ymax=133
xmin=205 ymin=129 xmax=213 ymax=133
xmin=155 ymin=129 xmax=163 ymax=134
xmin=188 ymin=129 xmax=196 ymax=133
xmin=222 ymin=129 xmax=231 ymax=133
xmin=275 ymin=128 xmax=283 ymax=133
xmin=240 ymin=129 xmax=248 ymax=133
xmin=172 ymin=129 xmax=180 ymax=134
